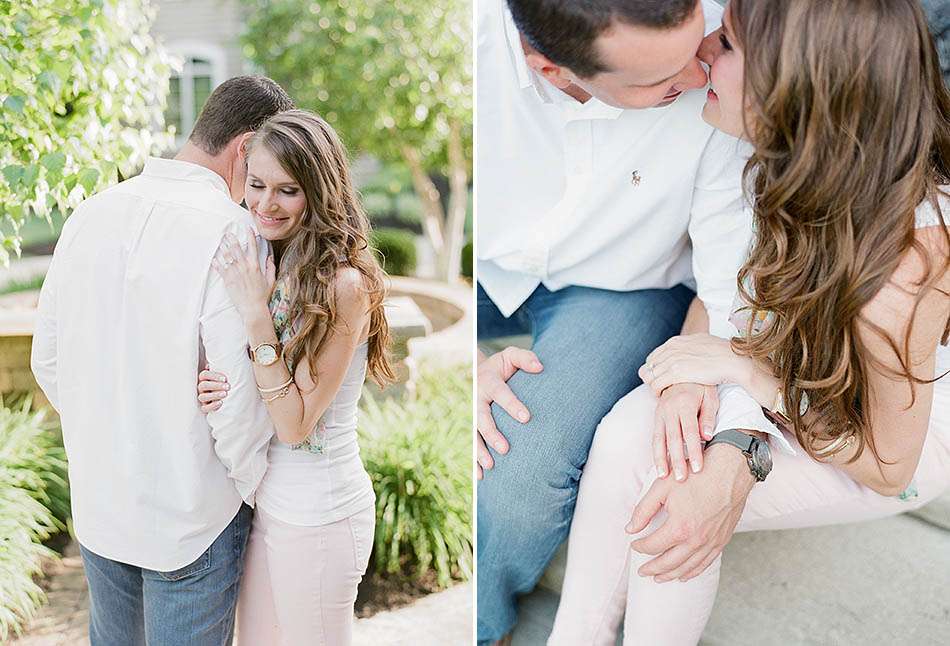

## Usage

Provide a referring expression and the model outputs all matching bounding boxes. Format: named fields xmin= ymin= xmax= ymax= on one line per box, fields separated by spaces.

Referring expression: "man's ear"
xmin=235 ymin=131 xmax=255 ymax=162
xmin=524 ymin=51 xmax=575 ymax=90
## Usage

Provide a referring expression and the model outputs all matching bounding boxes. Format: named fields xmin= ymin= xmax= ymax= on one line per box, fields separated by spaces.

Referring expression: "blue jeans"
xmin=476 ymin=282 xmax=693 ymax=644
xmin=80 ymin=504 xmax=252 ymax=646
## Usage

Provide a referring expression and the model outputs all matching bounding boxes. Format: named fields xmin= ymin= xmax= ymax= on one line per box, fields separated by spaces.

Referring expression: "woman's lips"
xmin=255 ymin=211 xmax=289 ymax=226
xmin=707 ymin=88 xmax=719 ymax=101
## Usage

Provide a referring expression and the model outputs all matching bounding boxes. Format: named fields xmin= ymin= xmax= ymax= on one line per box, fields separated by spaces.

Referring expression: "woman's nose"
xmin=697 ymin=28 xmax=724 ymax=67
xmin=259 ymin=192 xmax=279 ymax=212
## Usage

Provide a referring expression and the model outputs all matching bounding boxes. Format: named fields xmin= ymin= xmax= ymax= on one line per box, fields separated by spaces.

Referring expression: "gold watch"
xmin=248 ymin=342 xmax=283 ymax=366
xmin=765 ymin=388 xmax=809 ymax=428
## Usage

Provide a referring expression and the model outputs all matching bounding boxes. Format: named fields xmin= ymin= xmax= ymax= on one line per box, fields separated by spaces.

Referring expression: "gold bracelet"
xmin=813 ymin=432 xmax=856 ymax=462
xmin=261 ymin=385 xmax=292 ymax=403
xmin=258 ymin=376 xmax=294 ymax=395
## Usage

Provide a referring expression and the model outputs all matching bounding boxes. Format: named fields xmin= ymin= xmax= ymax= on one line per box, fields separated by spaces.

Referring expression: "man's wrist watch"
xmin=705 ymin=429 xmax=773 ymax=482
xmin=248 ymin=342 xmax=283 ymax=366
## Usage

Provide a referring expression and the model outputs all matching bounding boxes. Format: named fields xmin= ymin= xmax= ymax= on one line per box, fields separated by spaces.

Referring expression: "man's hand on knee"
xmin=476 ymin=346 xmax=543 ymax=480
xmin=626 ymin=443 xmax=755 ymax=583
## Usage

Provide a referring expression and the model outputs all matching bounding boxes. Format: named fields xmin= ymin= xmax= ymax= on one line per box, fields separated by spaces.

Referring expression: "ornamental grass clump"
xmin=0 ymin=399 xmax=70 ymax=641
xmin=358 ymin=365 xmax=473 ymax=588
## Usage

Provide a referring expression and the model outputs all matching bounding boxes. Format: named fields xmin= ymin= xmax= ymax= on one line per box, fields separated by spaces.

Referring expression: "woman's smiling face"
xmin=700 ymin=5 xmax=747 ymax=139
xmin=244 ymin=146 xmax=308 ymax=241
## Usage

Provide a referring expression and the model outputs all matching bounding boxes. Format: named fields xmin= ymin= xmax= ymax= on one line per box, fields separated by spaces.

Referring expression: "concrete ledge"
xmin=390 ymin=276 xmax=472 ymax=368
xmin=909 ymin=492 xmax=950 ymax=531
xmin=512 ymin=507 xmax=950 ymax=645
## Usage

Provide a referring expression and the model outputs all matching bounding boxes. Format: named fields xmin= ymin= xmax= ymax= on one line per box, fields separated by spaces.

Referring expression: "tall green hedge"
xmin=370 ymin=227 xmax=418 ymax=277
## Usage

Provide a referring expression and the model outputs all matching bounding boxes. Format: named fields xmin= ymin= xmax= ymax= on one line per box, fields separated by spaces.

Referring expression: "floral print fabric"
xmin=269 ymin=275 xmax=327 ymax=454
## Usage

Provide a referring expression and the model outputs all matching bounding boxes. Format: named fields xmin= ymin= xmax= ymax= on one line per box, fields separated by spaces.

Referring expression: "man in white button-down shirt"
xmin=475 ymin=1 xmax=785 ymax=643
xmin=31 ymin=76 xmax=293 ymax=646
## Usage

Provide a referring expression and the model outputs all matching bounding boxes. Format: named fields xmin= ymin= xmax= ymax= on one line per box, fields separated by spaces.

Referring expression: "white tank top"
xmin=915 ymin=189 xmax=950 ymax=378
xmin=255 ymin=337 xmax=375 ymax=526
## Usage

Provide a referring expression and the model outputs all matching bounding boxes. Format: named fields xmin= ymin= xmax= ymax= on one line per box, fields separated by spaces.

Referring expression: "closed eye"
xmin=719 ymin=32 xmax=733 ymax=52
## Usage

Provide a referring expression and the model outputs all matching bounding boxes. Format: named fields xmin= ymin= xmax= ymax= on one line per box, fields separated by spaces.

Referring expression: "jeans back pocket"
xmin=153 ymin=545 xmax=212 ymax=581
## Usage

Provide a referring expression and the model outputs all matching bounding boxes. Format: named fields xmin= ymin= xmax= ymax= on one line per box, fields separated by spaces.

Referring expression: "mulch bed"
xmin=354 ymin=567 xmax=443 ymax=618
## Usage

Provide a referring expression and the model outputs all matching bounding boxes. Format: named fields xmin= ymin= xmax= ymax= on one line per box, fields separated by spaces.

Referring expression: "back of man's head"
xmin=188 ymin=76 xmax=295 ymax=155
xmin=507 ymin=0 xmax=699 ymax=78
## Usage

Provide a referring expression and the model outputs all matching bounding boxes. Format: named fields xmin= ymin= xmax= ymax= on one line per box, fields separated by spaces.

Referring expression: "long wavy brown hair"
xmin=248 ymin=110 xmax=395 ymax=386
xmin=729 ymin=0 xmax=950 ymax=461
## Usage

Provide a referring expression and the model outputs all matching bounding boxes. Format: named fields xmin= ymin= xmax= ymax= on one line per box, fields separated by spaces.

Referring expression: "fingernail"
xmin=625 ymin=522 xmax=634 ymax=533
xmin=532 ymin=361 xmax=543 ymax=370
xmin=691 ymin=461 xmax=700 ymax=473
xmin=518 ymin=411 xmax=529 ymax=423
xmin=675 ymin=469 xmax=685 ymax=481
xmin=493 ymin=442 xmax=507 ymax=453
xmin=224 ymin=383 xmax=230 ymax=390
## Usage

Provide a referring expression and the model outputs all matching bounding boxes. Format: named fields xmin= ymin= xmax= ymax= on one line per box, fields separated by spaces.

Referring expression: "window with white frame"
xmin=165 ymin=44 xmax=226 ymax=145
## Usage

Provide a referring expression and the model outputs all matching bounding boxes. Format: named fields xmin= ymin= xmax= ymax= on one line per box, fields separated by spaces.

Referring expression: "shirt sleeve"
xmin=689 ymin=130 xmax=796 ymax=455
xmin=30 ymin=254 xmax=60 ymax=411
xmin=199 ymin=228 xmax=274 ymax=505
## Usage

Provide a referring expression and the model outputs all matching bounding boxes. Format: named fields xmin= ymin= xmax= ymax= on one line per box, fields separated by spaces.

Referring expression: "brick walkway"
xmin=12 ymin=542 xmax=89 ymax=646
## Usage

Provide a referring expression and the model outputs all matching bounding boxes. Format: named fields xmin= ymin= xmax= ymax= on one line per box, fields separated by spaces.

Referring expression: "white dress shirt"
xmin=31 ymin=158 xmax=274 ymax=571
xmin=476 ymin=0 xmax=793 ymax=453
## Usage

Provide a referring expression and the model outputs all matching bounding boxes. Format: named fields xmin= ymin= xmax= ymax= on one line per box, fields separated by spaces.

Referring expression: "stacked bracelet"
xmin=258 ymin=376 xmax=295 ymax=403
xmin=812 ymin=432 xmax=856 ymax=462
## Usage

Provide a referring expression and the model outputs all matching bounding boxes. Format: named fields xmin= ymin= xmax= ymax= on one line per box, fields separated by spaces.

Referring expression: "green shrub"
xmin=370 ymin=228 xmax=417 ymax=277
xmin=0 ymin=399 xmax=70 ymax=641
xmin=461 ymin=240 xmax=473 ymax=279
xmin=358 ymin=365 xmax=472 ymax=587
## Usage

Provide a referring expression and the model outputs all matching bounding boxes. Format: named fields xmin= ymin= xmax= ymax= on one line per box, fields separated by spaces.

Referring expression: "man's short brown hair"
xmin=188 ymin=76 xmax=295 ymax=155
xmin=508 ymin=0 xmax=700 ymax=78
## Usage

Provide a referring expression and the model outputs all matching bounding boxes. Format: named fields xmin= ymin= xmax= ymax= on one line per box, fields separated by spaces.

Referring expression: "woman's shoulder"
xmin=334 ymin=266 xmax=366 ymax=295
xmin=333 ymin=266 xmax=371 ymax=313
xmin=860 ymin=207 xmax=949 ymax=342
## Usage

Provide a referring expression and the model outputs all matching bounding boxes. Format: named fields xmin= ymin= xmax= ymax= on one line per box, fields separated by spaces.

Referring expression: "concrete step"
xmin=512 ymin=503 xmax=950 ymax=645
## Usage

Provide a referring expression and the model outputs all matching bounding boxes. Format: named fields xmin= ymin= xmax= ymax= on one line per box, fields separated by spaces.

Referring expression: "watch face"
xmin=752 ymin=440 xmax=773 ymax=479
xmin=799 ymin=391 xmax=811 ymax=416
xmin=256 ymin=345 xmax=278 ymax=365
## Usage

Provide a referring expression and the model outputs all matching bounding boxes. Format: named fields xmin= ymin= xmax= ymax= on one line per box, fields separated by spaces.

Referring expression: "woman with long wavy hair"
xmin=550 ymin=0 xmax=950 ymax=643
xmin=197 ymin=109 xmax=394 ymax=644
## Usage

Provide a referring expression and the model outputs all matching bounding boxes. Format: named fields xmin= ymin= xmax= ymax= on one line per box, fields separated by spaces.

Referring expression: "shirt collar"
xmin=141 ymin=157 xmax=232 ymax=197
xmin=501 ymin=5 xmax=623 ymax=120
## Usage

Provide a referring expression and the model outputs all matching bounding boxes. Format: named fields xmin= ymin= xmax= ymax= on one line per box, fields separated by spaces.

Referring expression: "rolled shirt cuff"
xmin=713 ymin=384 xmax=797 ymax=455
xmin=232 ymin=457 xmax=268 ymax=508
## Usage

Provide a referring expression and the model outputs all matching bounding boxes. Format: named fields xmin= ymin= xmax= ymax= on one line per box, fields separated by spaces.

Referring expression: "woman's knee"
xmin=586 ymin=385 xmax=658 ymax=481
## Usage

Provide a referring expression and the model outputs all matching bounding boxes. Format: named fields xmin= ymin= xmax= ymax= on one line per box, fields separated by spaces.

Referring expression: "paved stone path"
xmin=11 ymin=541 xmax=472 ymax=646
xmin=12 ymin=542 xmax=89 ymax=646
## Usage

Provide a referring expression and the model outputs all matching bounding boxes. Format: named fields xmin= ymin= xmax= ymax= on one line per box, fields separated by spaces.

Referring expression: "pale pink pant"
xmin=236 ymin=504 xmax=375 ymax=646
xmin=550 ymin=384 xmax=950 ymax=646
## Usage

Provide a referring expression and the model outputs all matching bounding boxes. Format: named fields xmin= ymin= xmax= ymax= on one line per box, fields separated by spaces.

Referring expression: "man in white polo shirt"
xmin=475 ymin=0 xmax=762 ymax=642
xmin=31 ymin=77 xmax=293 ymax=645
